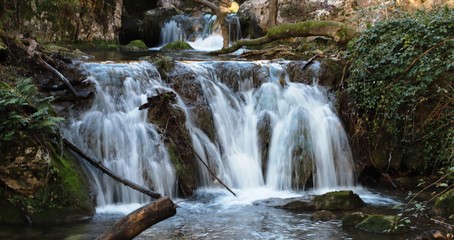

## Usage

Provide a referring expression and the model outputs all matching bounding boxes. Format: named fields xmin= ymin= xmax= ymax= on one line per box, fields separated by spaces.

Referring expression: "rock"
xmin=0 ymin=136 xmax=95 ymax=224
xmin=162 ymin=40 xmax=193 ymax=50
xmin=314 ymin=190 xmax=364 ymax=210
xmin=281 ymin=199 xmax=315 ymax=210
xmin=342 ymin=212 xmax=368 ymax=226
xmin=238 ymin=0 xmax=345 ymax=34
xmin=431 ymin=189 xmax=454 ymax=217
xmin=143 ymin=6 xmax=182 ymax=46
xmin=310 ymin=210 xmax=337 ymax=221
xmin=121 ymin=39 xmax=149 ymax=51
xmin=120 ymin=0 xmax=158 ymax=44
xmin=356 ymin=215 xmax=410 ymax=234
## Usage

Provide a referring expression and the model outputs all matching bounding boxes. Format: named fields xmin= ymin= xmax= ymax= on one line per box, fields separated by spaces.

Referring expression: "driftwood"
xmin=96 ymin=197 xmax=176 ymax=240
xmin=212 ymin=21 xmax=358 ymax=55
xmin=63 ymin=138 xmax=162 ymax=199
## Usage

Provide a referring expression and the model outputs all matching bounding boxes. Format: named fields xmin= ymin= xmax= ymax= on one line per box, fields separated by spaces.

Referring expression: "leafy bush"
xmin=0 ymin=73 xmax=63 ymax=144
xmin=347 ymin=8 xmax=454 ymax=172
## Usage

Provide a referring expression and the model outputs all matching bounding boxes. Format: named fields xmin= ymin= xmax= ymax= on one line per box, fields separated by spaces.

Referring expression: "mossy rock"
xmin=314 ymin=190 xmax=364 ymax=210
xmin=431 ymin=189 xmax=454 ymax=217
xmin=0 ymin=140 xmax=95 ymax=224
xmin=162 ymin=40 xmax=193 ymax=51
xmin=310 ymin=210 xmax=337 ymax=221
xmin=342 ymin=212 xmax=368 ymax=226
xmin=356 ymin=215 xmax=410 ymax=234
xmin=121 ymin=39 xmax=148 ymax=51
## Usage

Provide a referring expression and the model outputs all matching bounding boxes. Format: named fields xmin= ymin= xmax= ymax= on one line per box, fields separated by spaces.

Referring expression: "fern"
xmin=0 ymin=77 xmax=63 ymax=143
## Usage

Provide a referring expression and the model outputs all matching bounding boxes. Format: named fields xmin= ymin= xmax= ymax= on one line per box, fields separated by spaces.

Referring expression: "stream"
xmin=1 ymin=49 xmax=434 ymax=240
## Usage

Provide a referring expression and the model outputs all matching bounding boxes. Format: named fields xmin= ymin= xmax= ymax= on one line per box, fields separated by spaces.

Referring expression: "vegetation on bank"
xmin=346 ymin=8 xmax=454 ymax=176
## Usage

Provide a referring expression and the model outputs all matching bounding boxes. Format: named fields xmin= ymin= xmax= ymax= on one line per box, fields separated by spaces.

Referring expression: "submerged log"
xmin=63 ymin=138 xmax=162 ymax=199
xmin=96 ymin=197 xmax=176 ymax=240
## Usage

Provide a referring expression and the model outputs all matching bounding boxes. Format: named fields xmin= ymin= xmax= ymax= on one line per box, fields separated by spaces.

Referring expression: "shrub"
xmin=346 ymin=8 xmax=454 ymax=173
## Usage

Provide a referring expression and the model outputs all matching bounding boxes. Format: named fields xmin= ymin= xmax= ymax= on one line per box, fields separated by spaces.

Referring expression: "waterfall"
xmin=66 ymin=60 xmax=354 ymax=208
xmin=159 ymin=20 xmax=186 ymax=46
xmin=66 ymin=62 xmax=176 ymax=206
xmin=159 ymin=13 xmax=242 ymax=51
xmin=183 ymin=61 xmax=355 ymax=190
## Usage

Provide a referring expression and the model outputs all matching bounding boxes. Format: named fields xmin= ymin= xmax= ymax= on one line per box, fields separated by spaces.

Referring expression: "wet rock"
xmin=281 ymin=198 xmax=316 ymax=210
xmin=310 ymin=210 xmax=337 ymax=221
xmin=314 ymin=190 xmax=364 ymax=210
xmin=356 ymin=215 xmax=410 ymax=234
xmin=341 ymin=212 xmax=368 ymax=226
xmin=145 ymin=88 xmax=198 ymax=197
xmin=257 ymin=112 xmax=273 ymax=178
xmin=431 ymin=189 xmax=454 ymax=217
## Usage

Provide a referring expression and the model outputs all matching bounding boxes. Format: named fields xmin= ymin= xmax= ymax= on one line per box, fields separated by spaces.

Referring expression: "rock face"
xmin=0 ymin=137 xmax=95 ymax=224
xmin=238 ymin=0 xmax=345 ymax=35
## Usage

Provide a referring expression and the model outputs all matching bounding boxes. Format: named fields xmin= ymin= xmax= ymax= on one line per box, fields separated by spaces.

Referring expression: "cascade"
xmin=183 ymin=61 xmax=355 ymax=190
xmin=159 ymin=13 xmax=242 ymax=51
xmin=67 ymin=60 xmax=354 ymax=208
xmin=66 ymin=62 xmax=176 ymax=206
xmin=159 ymin=19 xmax=186 ymax=46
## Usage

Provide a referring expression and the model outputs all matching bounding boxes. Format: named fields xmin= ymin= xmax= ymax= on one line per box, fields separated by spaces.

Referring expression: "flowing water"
xmin=0 ymin=59 xmax=420 ymax=240
xmin=158 ymin=13 xmax=241 ymax=51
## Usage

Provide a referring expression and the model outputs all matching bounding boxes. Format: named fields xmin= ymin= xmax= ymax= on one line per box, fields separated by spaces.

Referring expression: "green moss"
xmin=124 ymin=39 xmax=148 ymax=51
xmin=356 ymin=215 xmax=409 ymax=234
xmin=314 ymin=190 xmax=364 ymax=210
xmin=342 ymin=212 xmax=368 ymax=226
xmin=1 ymin=146 xmax=94 ymax=224
xmin=432 ymin=189 xmax=454 ymax=217
xmin=162 ymin=40 xmax=193 ymax=51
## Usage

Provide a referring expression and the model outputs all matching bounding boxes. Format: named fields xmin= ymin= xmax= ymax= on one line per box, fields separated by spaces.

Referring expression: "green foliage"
xmin=0 ymin=74 xmax=63 ymax=143
xmin=347 ymin=8 xmax=454 ymax=172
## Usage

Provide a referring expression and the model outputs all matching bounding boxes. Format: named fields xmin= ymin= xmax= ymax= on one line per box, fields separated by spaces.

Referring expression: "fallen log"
xmin=96 ymin=197 xmax=176 ymax=240
xmin=62 ymin=138 xmax=161 ymax=199
xmin=212 ymin=21 xmax=358 ymax=55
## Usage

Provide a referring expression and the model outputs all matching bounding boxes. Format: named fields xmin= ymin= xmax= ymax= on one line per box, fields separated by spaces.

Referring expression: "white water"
xmin=66 ymin=62 xmax=176 ymax=206
xmin=159 ymin=20 xmax=186 ymax=46
xmin=66 ymin=60 xmax=356 ymax=212
xmin=184 ymin=61 xmax=355 ymax=192
xmin=159 ymin=13 xmax=241 ymax=51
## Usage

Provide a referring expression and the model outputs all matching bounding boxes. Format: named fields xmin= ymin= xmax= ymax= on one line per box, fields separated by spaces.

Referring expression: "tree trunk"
xmin=212 ymin=21 xmax=359 ymax=54
xmin=193 ymin=0 xmax=231 ymax=48
xmin=268 ymin=0 xmax=278 ymax=28
xmin=96 ymin=197 xmax=176 ymax=240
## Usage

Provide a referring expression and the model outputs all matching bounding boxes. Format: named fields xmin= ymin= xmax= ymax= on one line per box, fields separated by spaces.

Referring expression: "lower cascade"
xmin=67 ymin=60 xmax=355 ymax=207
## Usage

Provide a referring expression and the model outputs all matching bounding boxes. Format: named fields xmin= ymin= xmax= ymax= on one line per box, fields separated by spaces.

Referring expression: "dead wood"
xmin=63 ymin=138 xmax=162 ymax=199
xmin=96 ymin=197 xmax=176 ymax=240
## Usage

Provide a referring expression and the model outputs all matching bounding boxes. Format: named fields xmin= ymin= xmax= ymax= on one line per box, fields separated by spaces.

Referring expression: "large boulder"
xmin=356 ymin=215 xmax=410 ymax=234
xmin=120 ymin=0 xmax=158 ymax=45
xmin=314 ymin=190 xmax=364 ymax=210
xmin=431 ymin=189 xmax=454 ymax=217
xmin=341 ymin=212 xmax=368 ymax=226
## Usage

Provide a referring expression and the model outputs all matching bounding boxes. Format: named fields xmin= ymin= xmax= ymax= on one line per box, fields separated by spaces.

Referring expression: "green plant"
xmin=0 ymin=74 xmax=63 ymax=143
xmin=346 ymin=8 xmax=454 ymax=173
